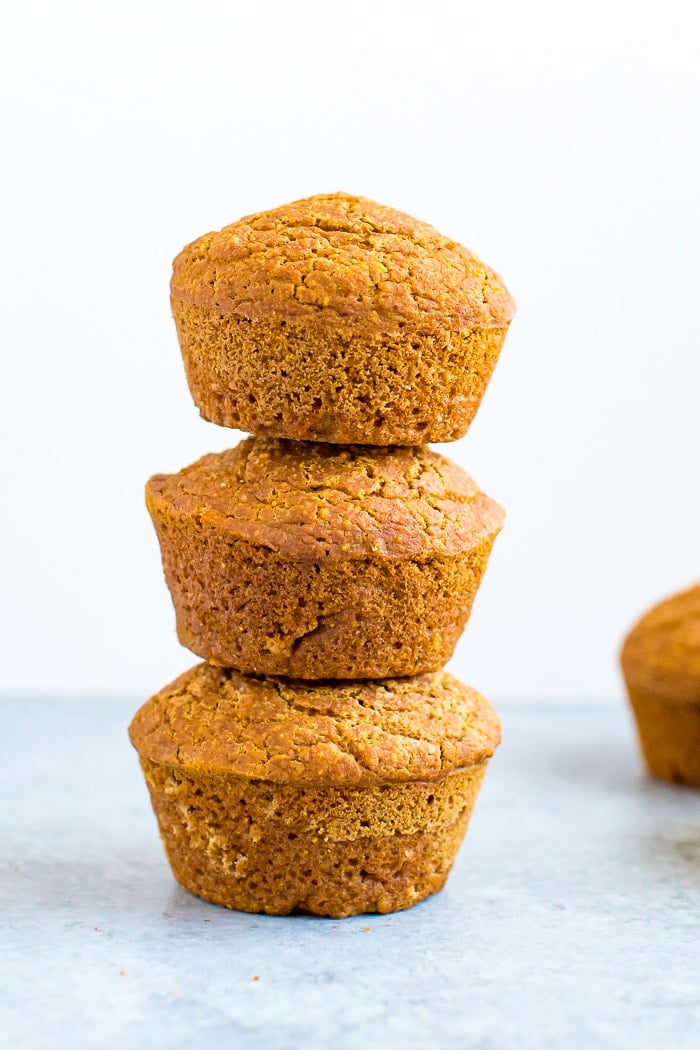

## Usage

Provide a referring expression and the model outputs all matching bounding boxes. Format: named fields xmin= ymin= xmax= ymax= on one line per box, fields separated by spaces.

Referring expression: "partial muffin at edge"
xmin=128 ymin=664 xmax=501 ymax=917
xmin=620 ymin=583 xmax=700 ymax=787
xmin=145 ymin=437 xmax=505 ymax=679
xmin=170 ymin=192 xmax=516 ymax=444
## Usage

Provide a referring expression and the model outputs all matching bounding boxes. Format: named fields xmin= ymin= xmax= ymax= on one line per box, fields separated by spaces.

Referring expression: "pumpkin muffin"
xmin=170 ymin=192 xmax=515 ymax=445
xmin=129 ymin=663 xmax=501 ymax=917
xmin=621 ymin=583 xmax=700 ymax=788
xmin=146 ymin=437 xmax=504 ymax=679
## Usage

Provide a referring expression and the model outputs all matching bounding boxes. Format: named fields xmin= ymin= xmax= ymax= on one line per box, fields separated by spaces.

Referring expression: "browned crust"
xmin=145 ymin=438 xmax=504 ymax=561
xmin=129 ymin=664 xmax=501 ymax=787
xmin=170 ymin=192 xmax=516 ymax=335
xmin=620 ymin=584 xmax=700 ymax=704
xmin=139 ymin=758 xmax=488 ymax=916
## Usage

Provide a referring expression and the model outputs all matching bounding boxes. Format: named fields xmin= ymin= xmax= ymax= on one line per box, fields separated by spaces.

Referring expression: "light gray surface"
xmin=2 ymin=698 xmax=699 ymax=1050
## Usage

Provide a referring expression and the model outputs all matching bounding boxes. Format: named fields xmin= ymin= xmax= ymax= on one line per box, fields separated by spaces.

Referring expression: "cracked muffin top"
xmin=129 ymin=663 xmax=501 ymax=786
xmin=146 ymin=437 xmax=504 ymax=560
xmin=170 ymin=192 xmax=515 ymax=336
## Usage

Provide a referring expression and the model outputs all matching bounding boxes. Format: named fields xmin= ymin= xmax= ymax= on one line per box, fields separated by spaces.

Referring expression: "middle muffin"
xmin=147 ymin=437 xmax=504 ymax=679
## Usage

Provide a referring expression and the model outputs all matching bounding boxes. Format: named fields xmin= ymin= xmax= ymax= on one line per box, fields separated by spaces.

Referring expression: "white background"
xmin=1 ymin=0 xmax=698 ymax=701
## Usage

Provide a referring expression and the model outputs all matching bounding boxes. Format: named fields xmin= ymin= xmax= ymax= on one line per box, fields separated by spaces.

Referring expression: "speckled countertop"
xmin=2 ymin=698 xmax=699 ymax=1049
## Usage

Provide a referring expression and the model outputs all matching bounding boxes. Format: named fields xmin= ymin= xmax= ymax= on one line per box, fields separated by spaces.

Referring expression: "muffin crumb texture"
xmin=140 ymin=759 xmax=485 ymax=917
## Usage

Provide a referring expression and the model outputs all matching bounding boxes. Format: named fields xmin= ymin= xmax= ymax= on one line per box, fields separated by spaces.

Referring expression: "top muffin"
xmin=171 ymin=193 xmax=515 ymax=445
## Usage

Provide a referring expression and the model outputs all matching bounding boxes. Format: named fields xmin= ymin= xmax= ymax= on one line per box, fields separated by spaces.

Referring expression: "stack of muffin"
xmin=129 ymin=193 xmax=516 ymax=917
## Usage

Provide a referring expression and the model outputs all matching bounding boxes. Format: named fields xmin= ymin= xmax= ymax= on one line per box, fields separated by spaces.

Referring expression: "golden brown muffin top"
xmin=621 ymin=584 xmax=700 ymax=704
xmin=170 ymin=192 xmax=515 ymax=336
xmin=129 ymin=664 xmax=501 ymax=786
xmin=146 ymin=437 xmax=504 ymax=560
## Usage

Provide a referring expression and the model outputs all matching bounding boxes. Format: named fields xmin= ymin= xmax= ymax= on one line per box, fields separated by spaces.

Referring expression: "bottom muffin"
xmin=621 ymin=583 xmax=700 ymax=788
xmin=129 ymin=664 xmax=501 ymax=917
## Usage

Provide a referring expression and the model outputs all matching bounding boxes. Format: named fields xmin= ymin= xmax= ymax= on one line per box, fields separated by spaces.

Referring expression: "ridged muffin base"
xmin=173 ymin=302 xmax=508 ymax=445
xmin=140 ymin=759 xmax=488 ymax=917
xmin=151 ymin=525 xmax=498 ymax=679
xmin=628 ymin=691 xmax=700 ymax=787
